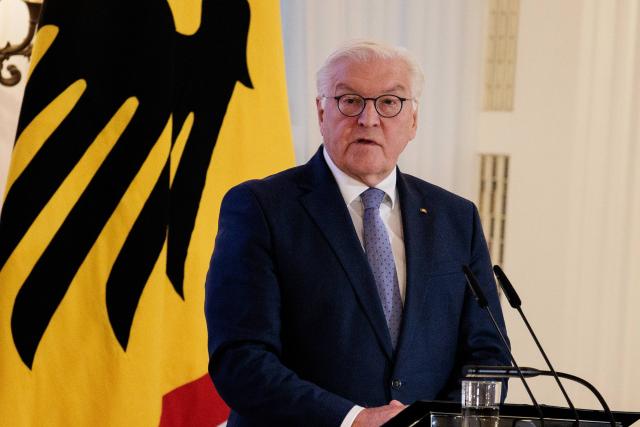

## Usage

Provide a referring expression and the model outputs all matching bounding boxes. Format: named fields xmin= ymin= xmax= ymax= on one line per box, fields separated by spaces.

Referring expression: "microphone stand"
xmin=493 ymin=265 xmax=580 ymax=426
xmin=550 ymin=371 xmax=615 ymax=427
xmin=462 ymin=266 xmax=545 ymax=427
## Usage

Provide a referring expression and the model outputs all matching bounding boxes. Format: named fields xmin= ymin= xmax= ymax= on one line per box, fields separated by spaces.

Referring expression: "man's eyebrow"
xmin=334 ymin=83 xmax=408 ymax=94
xmin=334 ymin=83 xmax=356 ymax=93
xmin=384 ymin=84 xmax=407 ymax=93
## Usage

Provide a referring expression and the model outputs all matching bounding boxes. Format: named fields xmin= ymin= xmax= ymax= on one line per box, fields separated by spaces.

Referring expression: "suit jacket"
xmin=205 ymin=146 xmax=510 ymax=427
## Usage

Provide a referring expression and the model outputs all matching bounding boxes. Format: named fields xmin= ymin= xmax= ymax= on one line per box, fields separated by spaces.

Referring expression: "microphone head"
xmin=493 ymin=265 xmax=522 ymax=308
xmin=463 ymin=364 xmax=541 ymax=378
xmin=462 ymin=265 xmax=489 ymax=308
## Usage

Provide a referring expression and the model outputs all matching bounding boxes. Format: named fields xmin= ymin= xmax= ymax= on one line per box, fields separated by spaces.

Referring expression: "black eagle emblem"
xmin=0 ymin=0 xmax=252 ymax=368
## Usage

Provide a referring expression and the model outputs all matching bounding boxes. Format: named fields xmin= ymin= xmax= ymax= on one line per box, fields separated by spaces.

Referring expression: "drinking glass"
xmin=461 ymin=380 xmax=501 ymax=427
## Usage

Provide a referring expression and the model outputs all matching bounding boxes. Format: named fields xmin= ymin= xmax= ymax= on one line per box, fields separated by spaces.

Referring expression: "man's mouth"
xmin=355 ymin=138 xmax=377 ymax=145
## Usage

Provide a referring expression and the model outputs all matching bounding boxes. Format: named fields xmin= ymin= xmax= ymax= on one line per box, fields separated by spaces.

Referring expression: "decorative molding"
xmin=0 ymin=0 xmax=42 ymax=87
xmin=478 ymin=153 xmax=509 ymax=266
xmin=483 ymin=0 xmax=520 ymax=111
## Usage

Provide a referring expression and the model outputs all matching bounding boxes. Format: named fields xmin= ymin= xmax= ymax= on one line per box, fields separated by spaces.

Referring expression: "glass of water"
xmin=461 ymin=380 xmax=501 ymax=427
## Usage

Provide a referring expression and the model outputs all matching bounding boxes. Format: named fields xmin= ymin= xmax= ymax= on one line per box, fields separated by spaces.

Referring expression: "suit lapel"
xmin=298 ymin=149 xmax=394 ymax=360
xmin=394 ymin=172 xmax=438 ymax=363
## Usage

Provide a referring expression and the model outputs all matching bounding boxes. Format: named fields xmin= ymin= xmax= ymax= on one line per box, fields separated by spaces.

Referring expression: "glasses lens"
xmin=337 ymin=95 xmax=365 ymax=116
xmin=375 ymin=95 xmax=403 ymax=117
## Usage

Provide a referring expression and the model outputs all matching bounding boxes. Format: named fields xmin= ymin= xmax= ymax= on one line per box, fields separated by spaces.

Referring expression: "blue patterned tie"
xmin=361 ymin=188 xmax=403 ymax=348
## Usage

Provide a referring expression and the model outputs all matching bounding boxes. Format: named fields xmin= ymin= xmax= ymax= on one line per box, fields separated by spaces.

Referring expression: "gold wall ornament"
xmin=0 ymin=0 xmax=43 ymax=87
xmin=478 ymin=153 xmax=510 ymax=266
xmin=483 ymin=0 xmax=520 ymax=111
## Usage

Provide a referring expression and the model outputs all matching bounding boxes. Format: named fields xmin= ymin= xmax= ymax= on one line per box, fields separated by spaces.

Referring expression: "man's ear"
xmin=316 ymin=97 xmax=325 ymax=123
xmin=316 ymin=97 xmax=325 ymax=135
xmin=406 ymin=104 xmax=418 ymax=142
xmin=411 ymin=104 xmax=419 ymax=131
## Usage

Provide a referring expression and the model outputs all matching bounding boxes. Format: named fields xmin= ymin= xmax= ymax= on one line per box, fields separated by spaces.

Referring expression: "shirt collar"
xmin=322 ymin=146 xmax=397 ymax=208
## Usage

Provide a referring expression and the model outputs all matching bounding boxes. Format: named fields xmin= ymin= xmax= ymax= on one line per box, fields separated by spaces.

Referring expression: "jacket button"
xmin=391 ymin=379 xmax=402 ymax=389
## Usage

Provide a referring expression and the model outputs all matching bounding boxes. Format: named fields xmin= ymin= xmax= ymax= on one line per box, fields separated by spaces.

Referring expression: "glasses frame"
xmin=328 ymin=93 xmax=412 ymax=118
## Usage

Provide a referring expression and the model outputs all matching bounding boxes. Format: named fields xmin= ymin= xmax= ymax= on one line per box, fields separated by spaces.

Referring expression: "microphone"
xmin=462 ymin=265 xmax=545 ymax=427
xmin=464 ymin=365 xmax=617 ymax=427
xmin=493 ymin=265 xmax=579 ymax=424
xmin=463 ymin=365 xmax=540 ymax=378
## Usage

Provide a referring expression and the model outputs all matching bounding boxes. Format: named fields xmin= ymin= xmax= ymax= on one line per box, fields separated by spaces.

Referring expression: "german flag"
xmin=0 ymin=0 xmax=293 ymax=425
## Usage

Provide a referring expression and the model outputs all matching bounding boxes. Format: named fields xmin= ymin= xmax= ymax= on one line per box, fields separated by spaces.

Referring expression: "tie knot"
xmin=361 ymin=187 xmax=385 ymax=210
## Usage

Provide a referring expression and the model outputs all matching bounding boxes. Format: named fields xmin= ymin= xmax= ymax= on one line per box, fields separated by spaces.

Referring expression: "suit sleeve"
xmin=205 ymin=184 xmax=354 ymax=426
xmin=441 ymin=203 xmax=511 ymax=401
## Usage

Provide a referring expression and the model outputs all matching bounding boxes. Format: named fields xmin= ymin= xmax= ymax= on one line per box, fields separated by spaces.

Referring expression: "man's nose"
xmin=357 ymin=100 xmax=380 ymax=127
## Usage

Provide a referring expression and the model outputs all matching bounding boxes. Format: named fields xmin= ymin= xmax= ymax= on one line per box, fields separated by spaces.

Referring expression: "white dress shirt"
xmin=322 ymin=148 xmax=407 ymax=427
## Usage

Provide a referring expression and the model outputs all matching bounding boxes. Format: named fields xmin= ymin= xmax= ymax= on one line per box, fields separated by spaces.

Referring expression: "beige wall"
xmin=475 ymin=0 xmax=640 ymax=409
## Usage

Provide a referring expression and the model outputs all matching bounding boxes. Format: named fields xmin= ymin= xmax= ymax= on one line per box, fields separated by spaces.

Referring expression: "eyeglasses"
xmin=326 ymin=94 xmax=413 ymax=118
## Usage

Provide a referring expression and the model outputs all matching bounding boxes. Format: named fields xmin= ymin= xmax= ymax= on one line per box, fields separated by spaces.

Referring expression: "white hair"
xmin=316 ymin=39 xmax=425 ymax=101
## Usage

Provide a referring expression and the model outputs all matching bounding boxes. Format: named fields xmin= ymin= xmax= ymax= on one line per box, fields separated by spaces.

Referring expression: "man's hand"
xmin=352 ymin=400 xmax=406 ymax=427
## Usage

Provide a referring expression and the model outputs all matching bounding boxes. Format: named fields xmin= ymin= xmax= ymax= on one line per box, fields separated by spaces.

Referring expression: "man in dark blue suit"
xmin=205 ymin=40 xmax=510 ymax=427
